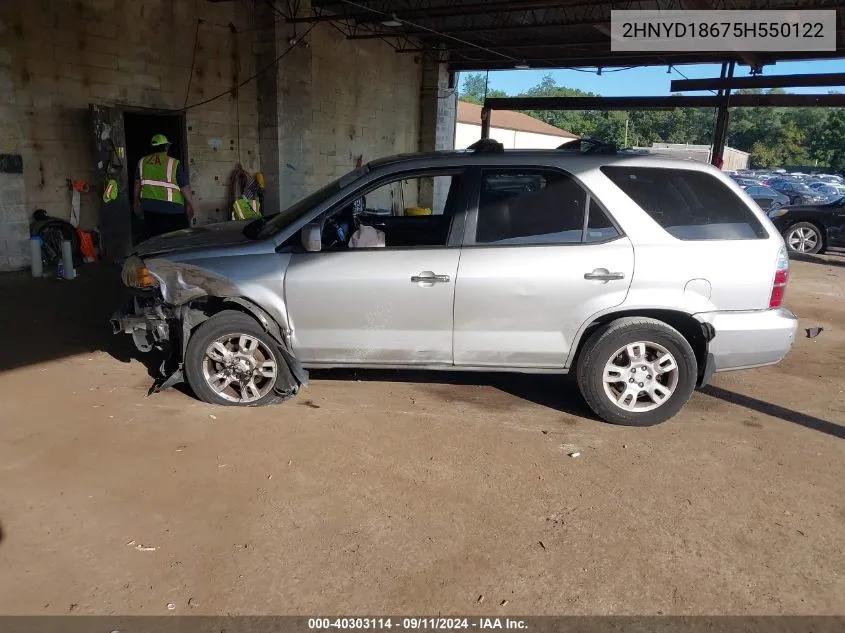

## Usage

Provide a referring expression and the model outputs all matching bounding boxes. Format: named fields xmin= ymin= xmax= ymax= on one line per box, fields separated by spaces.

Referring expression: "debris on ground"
xmin=188 ymin=597 xmax=199 ymax=608
xmin=542 ymin=430 xmax=548 ymax=435
xmin=499 ymin=600 xmax=509 ymax=607
xmin=538 ymin=540 xmax=546 ymax=550
xmin=175 ymin=445 xmax=186 ymax=452
xmin=166 ymin=603 xmax=175 ymax=610
xmin=476 ymin=595 xmax=484 ymax=604
xmin=134 ymin=544 xmax=156 ymax=552
xmin=209 ymin=414 xmax=217 ymax=420
xmin=806 ymin=327 xmax=824 ymax=338
xmin=569 ymin=452 xmax=581 ymax=458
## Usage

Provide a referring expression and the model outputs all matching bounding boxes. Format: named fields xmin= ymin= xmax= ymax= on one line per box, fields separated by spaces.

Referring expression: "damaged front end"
xmin=111 ymin=255 xmax=307 ymax=400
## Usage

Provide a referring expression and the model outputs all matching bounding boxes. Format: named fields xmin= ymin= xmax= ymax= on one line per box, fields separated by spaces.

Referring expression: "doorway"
xmin=123 ymin=111 xmax=187 ymax=183
xmin=123 ymin=111 xmax=188 ymax=243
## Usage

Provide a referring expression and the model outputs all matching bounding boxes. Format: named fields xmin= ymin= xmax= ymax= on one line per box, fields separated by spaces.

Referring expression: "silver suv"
xmin=113 ymin=148 xmax=798 ymax=426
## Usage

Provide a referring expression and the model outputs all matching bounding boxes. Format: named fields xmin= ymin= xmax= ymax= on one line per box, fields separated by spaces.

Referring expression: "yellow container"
xmin=405 ymin=206 xmax=432 ymax=216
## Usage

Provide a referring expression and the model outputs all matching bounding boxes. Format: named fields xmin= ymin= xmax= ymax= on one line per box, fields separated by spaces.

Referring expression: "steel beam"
xmin=671 ymin=72 xmax=845 ymax=92
xmin=710 ymin=61 xmax=734 ymax=167
xmin=483 ymin=93 xmax=845 ymax=111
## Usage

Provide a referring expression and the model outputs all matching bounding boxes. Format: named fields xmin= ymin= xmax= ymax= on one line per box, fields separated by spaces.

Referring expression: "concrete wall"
xmin=0 ymin=0 xmax=446 ymax=271
xmin=258 ymin=2 xmax=423 ymax=212
xmin=0 ymin=0 xmax=260 ymax=270
xmin=455 ymin=122 xmax=566 ymax=150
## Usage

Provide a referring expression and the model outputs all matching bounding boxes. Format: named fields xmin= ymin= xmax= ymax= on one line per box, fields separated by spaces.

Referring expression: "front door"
xmin=453 ymin=168 xmax=634 ymax=369
xmin=284 ymin=169 xmax=468 ymax=366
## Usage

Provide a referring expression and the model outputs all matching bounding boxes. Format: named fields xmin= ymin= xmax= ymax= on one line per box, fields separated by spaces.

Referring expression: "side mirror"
xmin=301 ymin=222 xmax=322 ymax=252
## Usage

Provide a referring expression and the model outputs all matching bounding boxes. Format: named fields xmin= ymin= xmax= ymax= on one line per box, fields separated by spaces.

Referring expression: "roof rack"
xmin=468 ymin=138 xmax=505 ymax=153
xmin=556 ymin=138 xmax=618 ymax=154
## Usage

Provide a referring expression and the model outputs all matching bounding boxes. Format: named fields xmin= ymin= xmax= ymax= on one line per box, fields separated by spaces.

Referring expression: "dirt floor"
xmin=0 ymin=252 xmax=843 ymax=616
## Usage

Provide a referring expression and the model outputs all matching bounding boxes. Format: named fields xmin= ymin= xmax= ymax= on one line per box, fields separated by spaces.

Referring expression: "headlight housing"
xmin=767 ymin=207 xmax=788 ymax=219
xmin=121 ymin=256 xmax=159 ymax=288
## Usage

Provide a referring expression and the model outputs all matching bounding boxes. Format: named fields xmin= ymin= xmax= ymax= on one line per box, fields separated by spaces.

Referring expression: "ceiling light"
xmin=381 ymin=14 xmax=402 ymax=27
xmin=514 ymin=61 xmax=530 ymax=69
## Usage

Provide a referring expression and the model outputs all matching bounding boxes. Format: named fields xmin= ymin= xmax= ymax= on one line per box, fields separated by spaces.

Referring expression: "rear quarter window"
xmin=601 ymin=166 xmax=768 ymax=240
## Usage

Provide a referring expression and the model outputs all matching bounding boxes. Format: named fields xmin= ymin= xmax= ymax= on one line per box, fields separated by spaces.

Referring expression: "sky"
xmin=461 ymin=59 xmax=845 ymax=96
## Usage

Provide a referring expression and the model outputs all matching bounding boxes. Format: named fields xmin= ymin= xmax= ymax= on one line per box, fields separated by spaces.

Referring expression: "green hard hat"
xmin=151 ymin=134 xmax=170 ymax=146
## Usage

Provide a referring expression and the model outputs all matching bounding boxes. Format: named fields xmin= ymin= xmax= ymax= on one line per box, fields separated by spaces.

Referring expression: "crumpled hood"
xmin=135 ymin=220 xmax=253 ymax=257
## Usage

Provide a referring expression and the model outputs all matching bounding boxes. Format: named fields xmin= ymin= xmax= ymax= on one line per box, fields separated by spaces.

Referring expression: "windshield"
xmin=256 ymin=166 xmax=369 ymax=239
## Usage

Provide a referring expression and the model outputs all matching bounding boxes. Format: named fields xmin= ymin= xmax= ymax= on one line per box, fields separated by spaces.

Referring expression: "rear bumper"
xmin=695 ymin=307 xmax=799 ymax=371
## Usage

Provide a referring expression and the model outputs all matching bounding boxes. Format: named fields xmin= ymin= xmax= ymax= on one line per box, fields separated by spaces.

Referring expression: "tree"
xmin=458 ymin=73 xmax=506 ymax=105
xmin=455 ymin=73 xmax=838 ymax=171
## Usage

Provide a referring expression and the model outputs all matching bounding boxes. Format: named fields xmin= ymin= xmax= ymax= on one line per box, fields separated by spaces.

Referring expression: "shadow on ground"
xmin=0 ymin=265 xmax=159 ymax=377
xmin=700 ymin=385 xmax=845 ymax=440
xmin=311 ymin=368 xmax=598 ymax=420
xmin=791 ymin=248 xmax=845 ymax=269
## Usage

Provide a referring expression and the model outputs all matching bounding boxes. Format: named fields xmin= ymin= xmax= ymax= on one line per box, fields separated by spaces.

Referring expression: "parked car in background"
xmin=765 ymin=179 xmax=827 ymax=205
xmin=813 ymin=174 xmax=844 ymax=184
xmin=112 ymin=149 xmax=798 ymax=427
xmin=768 ymin=195 xmax=845 ymax=254
xmin=742 ymin=184 xmax=790 ymax=211
xmin=808 ymin=181 xmax=845 ymax=201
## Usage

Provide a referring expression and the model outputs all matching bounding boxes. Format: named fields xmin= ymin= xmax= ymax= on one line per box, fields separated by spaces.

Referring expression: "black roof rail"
xmin=556 ymin=137 xmax=618 ymax=154
xmin=468 ymin=138 xmax=505 ymax=153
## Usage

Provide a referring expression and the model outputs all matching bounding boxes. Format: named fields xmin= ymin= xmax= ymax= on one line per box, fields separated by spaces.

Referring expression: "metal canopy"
xmin=299 ymin=0 xmax=845 ymax=71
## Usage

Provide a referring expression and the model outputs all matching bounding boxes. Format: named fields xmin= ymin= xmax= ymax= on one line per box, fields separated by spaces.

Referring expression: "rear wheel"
xmin=576 ymin=318 xmax=698 ymax=426
xmin=784 ymin=221 xmax=823 ymax=255
xmin=185 ymin=312 xmax=285 ymax=407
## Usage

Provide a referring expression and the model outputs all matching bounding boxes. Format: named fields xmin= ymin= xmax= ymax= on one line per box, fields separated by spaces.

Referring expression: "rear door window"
xmin=601 ymin=166 xmax=768 ymax=240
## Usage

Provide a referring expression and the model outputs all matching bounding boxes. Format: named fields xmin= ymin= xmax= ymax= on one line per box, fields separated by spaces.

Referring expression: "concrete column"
xmin=418 ymin=58 xmax=457 ymax=211
xmin=255 ymin=0 xmax=315 ymax=212
xmin=255 ymin=0 xmax=282 ymax=213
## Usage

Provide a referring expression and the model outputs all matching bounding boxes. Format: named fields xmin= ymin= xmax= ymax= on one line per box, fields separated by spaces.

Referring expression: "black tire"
xmin=184 ymin=311 xmax=286 ymax=407
xmin=783 ymin=221 xmax=824 ymax=255
xmin=575 ymin=317 xmax=698 ymax=427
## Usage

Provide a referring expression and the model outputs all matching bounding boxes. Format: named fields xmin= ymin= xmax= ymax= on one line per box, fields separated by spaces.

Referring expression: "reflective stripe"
xmin=141 ymin=179 xmax=180 ymax=189
xmin=165 ymin=158 xmax=175 ymax=202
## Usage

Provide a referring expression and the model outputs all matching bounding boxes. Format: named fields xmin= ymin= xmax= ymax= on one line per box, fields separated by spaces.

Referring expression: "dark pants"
xmin=143 ymin=209 xmax=189 ymax=238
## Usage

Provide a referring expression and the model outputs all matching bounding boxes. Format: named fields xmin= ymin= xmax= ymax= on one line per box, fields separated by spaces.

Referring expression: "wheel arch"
xmin=179 ymin=296 xmax=291 ymax=359
xmin=567 ymin=308 xmax=714 ymax=385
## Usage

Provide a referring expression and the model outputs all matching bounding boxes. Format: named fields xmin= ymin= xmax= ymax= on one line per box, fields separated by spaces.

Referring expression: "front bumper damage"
xmin=111 ymin=292 xmax=308 ymax=400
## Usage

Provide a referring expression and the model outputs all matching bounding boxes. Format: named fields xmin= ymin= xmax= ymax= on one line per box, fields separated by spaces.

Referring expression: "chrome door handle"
xmin=584 ymin=269 xmax=625 ymax=281
xmin=411 ymin=271 xmax=451 ymax=284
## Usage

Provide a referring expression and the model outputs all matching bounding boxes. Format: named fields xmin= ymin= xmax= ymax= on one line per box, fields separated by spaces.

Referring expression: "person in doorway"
xmin=133 ymin=134 xmax=195 ymax=237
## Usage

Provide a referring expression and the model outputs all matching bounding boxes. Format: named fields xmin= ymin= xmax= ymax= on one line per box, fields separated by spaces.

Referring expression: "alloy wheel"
xmin=602 ymin=341 xmax=680 ymax=412
xmin=201 ymin=333 xmax=278 ymax=403
xmin=786 ymin=226 xmax=819 ymax=253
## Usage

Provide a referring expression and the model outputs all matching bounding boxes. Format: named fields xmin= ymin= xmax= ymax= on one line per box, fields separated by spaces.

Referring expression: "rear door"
xmin=452 ymin=167 xmax=634 ymax=369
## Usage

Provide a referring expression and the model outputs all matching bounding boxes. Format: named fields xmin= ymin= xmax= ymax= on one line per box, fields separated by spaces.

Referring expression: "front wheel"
xmin=576 ymin=318 xmax=698 ymax=426
xmin=784 ymin=222 xmax=823 ymax=255
xmin=185 ymin=311 xmax=286 ymax=407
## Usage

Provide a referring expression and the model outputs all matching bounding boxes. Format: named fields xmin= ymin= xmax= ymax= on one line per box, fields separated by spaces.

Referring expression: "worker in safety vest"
xmin=133 ymin=134 xmax=195 ymax=237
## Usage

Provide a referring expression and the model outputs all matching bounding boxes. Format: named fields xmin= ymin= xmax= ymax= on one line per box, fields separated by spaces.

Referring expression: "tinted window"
xmin=601 ymin=166 xmax=768 ymax=240
xmin=585 ymin=199 xmax=621 ymax=243
xmin=475 ymin=170 xmax=587 ymax=245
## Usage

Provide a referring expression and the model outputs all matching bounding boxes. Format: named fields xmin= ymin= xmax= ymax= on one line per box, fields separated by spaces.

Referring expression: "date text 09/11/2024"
xmin=308 ymin=618 xmax=528 ymax=630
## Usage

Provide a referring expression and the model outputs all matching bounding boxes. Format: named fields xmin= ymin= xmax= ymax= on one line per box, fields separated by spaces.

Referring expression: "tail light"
xmin=769 ymin=245 xmax=789 ymax=308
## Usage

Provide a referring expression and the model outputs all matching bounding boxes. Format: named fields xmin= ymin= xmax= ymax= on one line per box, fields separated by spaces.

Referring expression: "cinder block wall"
xmin=262 ymin=12 xmax=423 ymax=210
xmin=0 ymin=0 xmax=445 ymax=271
xmin=0 ymin=0 xmax=259 ymax=271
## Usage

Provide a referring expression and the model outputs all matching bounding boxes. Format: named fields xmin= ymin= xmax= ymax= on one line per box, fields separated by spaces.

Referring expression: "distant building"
xmin=455 ymin=101 xmax=578 ymax=149
xmin=635 ymin=143 xmax=750 ymax=170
